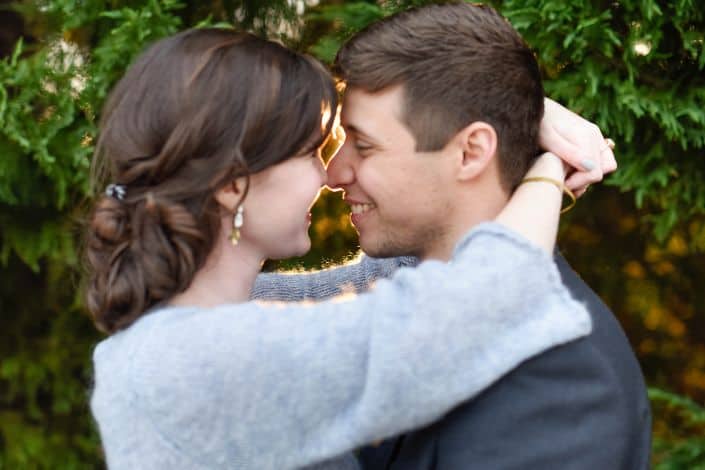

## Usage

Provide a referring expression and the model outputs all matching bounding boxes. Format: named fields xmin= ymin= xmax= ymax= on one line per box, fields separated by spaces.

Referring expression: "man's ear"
xmin=454 ymin=121 xmax=498 ymax=181
xmin=214 ymin=176 xmax=247 ymax=212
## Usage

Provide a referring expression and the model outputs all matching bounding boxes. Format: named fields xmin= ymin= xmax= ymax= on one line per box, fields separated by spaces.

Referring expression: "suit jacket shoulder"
xmin=361 ymin=254 xmax=651 ymax=470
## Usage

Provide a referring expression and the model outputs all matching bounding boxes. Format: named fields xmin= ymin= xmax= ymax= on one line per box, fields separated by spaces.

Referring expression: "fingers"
xmin=573 ymin=187 xmax=588 ymax=198
xmin=564 ymin=169 xmax=602 ymax=194
xmin=577 ymin=122 xmax=607 ymax=178
xmin=539 ymin=98 xmax=618 ymax=175
xmin=538 ymin=98 xmax=619 ymax=202
xmin=538 ymin=122 xmax=596 ymax=172
xmin=548 ymin=129 xmax=618 ymax=194
xmin=566 ymin=139 xmax=618 ymax=200
xmin=600 ymin=139 xmax=618 ymax=174
xmin=570 ymin=148 xmax=604 ymax=189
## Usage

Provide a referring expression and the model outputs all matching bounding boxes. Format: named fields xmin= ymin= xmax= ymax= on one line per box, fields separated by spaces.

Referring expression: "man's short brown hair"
xmin=334 ymin=2 xmax=544 ymax=192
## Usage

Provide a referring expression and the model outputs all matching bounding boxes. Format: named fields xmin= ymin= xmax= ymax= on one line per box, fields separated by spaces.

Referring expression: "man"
xmin=254 ymin=2 xmax=651 ymax=468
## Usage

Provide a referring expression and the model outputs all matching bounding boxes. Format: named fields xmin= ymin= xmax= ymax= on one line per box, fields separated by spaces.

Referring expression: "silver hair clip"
xmin=105 ymin=183 xmax=127 ymax=201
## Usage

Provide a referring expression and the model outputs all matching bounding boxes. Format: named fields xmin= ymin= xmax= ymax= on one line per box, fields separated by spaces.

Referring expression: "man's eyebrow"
xmin=344 ymin=124 xmax=380 ymax=143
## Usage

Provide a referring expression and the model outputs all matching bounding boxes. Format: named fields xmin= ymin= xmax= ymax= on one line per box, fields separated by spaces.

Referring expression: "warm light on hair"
xmin=321 ymin=104 xmax=345 ymax=161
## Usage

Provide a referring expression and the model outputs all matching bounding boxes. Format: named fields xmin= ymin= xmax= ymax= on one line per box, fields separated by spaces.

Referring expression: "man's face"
xmin=326 ymin=85 xmax=453 ymax=259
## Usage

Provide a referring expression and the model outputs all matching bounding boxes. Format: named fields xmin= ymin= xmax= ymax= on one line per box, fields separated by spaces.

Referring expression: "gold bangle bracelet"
xmin=520 ymin=176 xmax=576 ymax=214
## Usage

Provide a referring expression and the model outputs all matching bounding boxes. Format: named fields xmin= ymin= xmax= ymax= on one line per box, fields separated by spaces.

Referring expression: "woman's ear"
xmin=214 ymin=176 xmax=247 ymax=211
xmin=455 ymin=121 xmax=498 ymax=181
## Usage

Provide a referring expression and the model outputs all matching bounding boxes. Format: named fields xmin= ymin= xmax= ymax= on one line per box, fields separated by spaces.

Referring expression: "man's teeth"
xmin=351 ymin=203 xmax=376 ymax=214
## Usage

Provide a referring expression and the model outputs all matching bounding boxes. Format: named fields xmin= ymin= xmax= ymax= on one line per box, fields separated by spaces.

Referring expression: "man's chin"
xmin=359 ymin=235 xmax=406 ymax=259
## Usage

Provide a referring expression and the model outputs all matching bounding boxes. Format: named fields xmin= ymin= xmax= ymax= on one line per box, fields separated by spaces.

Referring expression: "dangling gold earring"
xmin=230 ymin=205 xmax=244 ymax=246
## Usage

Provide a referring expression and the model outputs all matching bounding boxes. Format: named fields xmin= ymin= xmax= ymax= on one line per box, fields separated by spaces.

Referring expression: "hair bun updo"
xmin=86 ymin=193 xmax=206 ymax=333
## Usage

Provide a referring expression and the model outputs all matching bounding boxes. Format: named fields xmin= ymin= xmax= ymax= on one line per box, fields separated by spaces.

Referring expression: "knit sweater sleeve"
xmin=129 ymin=223 xmax=592 ymax=469
xmin=251 ymin=255 xmax=419 ymax=301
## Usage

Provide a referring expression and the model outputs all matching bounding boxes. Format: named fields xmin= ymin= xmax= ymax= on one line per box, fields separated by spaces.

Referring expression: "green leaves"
xmin=0 ymin=2 xmax=191 ymax=466
xmin=498 ymin=0 xmax=705 ymax=242
xmin=0 ymin=0 xmax=190 ymax=261
xmin=650 ymin=388 xmax=705 ymax=467
xmin=87 ymin=0 xmax=185 ymax=104
xmin=0 ymin=40 xmax=87 ymax=210
xmin=1 ymin=1 xmax=704 ymax=467
xmin=306 ymin=2 xmax=385 ymax=64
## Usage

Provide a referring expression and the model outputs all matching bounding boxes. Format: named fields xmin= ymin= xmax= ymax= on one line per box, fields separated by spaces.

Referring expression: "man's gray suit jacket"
xmin=359 ymin=253 xmax=652 ymax=470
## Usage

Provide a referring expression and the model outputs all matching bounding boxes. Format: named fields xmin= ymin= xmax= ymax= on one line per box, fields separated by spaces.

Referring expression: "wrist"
xmin=525 ymin=153 xmax=566 ymax=182
xmin=519 ymin=176 xmax=576 ymax=214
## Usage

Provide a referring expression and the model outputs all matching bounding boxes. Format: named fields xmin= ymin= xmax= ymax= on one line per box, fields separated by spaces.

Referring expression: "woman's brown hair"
xmin=84 ymin=28 xmax=337 ymax=333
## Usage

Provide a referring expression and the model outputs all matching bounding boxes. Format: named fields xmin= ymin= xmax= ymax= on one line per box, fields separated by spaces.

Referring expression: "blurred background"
xmin=0 ymin=0 xmax=703 ymax=467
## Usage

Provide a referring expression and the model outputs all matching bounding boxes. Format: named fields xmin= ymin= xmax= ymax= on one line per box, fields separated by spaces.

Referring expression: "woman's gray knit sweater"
xmin=91 ymin=223 xmax=591 ymax=469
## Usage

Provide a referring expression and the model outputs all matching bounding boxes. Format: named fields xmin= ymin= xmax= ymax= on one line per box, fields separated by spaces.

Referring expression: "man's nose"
xmin=326 ymin=141 xmax=355 ymax=190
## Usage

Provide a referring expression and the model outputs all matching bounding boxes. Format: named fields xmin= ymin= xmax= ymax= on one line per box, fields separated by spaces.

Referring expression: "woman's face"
xmin=240 ymin=150 xmax=327 ymax=259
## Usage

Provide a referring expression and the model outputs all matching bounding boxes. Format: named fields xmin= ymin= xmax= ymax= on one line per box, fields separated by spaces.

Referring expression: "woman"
xmin=87 ymin=28 xmax=604 ymax=469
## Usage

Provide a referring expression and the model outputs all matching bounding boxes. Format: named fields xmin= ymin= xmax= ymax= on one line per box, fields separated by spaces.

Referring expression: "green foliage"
xmin=87 ymin=0 xmax=185 ymax=103
xmin=650 ymin=388 xmax=705 ymax=468
xmin=0 ymin=0 xmax=200 ymax=466
xmin=0 ymin=0 xmax=186 ymax=272
xmin=0 ymin=248 xmax=101 ymax=467
xmin=493 ymin=0 xmax=705 ymax=242
xmin=557 ymin=187 xmax=705 ymax=468
xmin=0 ymin=37 xmax=90 ymax=219
xmin=306 ymin=2 xmax=385 ymax=63
xmin=1 ymin=0 xmax=704 ymax=467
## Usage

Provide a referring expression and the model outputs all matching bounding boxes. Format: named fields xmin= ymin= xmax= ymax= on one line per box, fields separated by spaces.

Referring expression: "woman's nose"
xmin=326 ymin=142 xmax=355 ymax=190
xmin=316 ymin=156 xmax=327 ymax=187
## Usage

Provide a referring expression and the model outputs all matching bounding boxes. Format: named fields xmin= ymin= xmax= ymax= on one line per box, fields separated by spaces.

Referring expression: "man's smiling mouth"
xmin=350 ymin=203 xmax=376 ymax=214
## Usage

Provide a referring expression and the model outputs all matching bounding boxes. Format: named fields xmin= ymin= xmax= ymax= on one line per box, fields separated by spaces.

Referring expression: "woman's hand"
xmin=539 ymin=98 xmax=617 ymax=197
